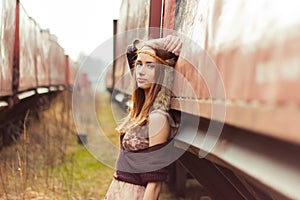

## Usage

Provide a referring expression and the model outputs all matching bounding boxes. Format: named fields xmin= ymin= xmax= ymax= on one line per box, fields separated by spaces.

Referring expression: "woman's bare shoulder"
xmin=148 ymin=111 xmax=170 ymax=146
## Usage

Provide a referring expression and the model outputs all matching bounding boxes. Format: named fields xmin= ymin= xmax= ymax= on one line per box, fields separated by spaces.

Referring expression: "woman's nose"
xmin=137 ymin=65 xmax=146 ymax=74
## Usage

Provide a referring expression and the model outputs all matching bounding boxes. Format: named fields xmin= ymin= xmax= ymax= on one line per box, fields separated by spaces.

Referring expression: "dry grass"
xmin=0 ymin=91 xmax=113 ymax=200
xmin=0 ymin=91 xmax=77 ymax=199
xmin=0 ymin=90 xmax=126 ymax=199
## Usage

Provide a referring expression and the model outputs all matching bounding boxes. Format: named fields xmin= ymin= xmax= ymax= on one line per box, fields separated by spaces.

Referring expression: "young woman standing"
xmin=105 ymin=35 xmax=182 ymax=200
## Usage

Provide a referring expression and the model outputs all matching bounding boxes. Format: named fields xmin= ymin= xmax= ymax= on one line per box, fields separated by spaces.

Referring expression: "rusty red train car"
xmin=0 ymin=0 xmax=77 ymax=101
xmin=17 ymin=2 xmax=67 ymax=93
xmin=0 ymin=0 xmax=16 ymax=98
xmin=48 ymin=35 xmax=66 ymax=86
xmin=108 ymin=0 xmax=300 ymax=199
xmin=0 ymin=0 xmax=78 ymax=146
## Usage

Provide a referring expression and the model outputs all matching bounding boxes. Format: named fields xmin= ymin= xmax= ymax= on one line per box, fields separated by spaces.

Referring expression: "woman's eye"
xmin=146 ymin=64 xmax=155 ymax=69
xmin=136 ymin=63 xmax=155 ymax=69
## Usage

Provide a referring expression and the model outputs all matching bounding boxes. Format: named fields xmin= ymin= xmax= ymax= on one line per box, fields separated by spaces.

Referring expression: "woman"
xmin=105 ymin=35 xmax=182 ymax=200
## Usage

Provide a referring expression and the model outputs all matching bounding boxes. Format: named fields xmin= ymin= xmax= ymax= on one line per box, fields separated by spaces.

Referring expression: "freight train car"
xmin=0 ymin=0 xmax=16 ymax=100
xmin=0 ymin=0 xmax=78 ymax=146
xmin=107 ymin=0 xmax=300 ymax=199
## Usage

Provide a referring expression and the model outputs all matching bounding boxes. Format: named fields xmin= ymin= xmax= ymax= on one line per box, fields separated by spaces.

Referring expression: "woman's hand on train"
xmin=163 ymin=35 xmax=182 ymax=56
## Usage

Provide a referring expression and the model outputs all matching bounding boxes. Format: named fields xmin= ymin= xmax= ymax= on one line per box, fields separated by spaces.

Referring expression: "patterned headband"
xmin=137 ymin=50 xmax=171 ymax=66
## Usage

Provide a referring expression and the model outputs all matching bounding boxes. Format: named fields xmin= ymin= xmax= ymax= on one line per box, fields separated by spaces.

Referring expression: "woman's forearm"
xmin=143 ymin=182 xmax=162 ymax=200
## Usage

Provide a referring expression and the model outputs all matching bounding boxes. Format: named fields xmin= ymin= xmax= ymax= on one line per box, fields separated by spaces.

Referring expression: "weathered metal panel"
xmin=126 ymin=0 xmax=150 ymax=32
xmin=105 ymin=67 xmax=113 ymax=90
xmin=65 ymin=55 xmax=77 ymax=86
xmin=35 ymin=25 xmax=49 ymax=87
xmin=172 ymin=0 xmax=300 ymax=102
xmin=0 ymin=0 xmax=16 ymax=97
xmin=169 ymin=0 xmax=300 ymax=144
xmin=149 ymin=0 xmax=162 ymax=37
xmin=117 ymin=0 xmax=150 ymax=36
xmin=208 ymin=0 xmax=300 ymax=103
xmin=162 ymin=0 xmax=176 ymax=31
xmin=49 ymin=36 xmax=65 ymax=85
xmin=39 ymin=30 xmax=51 ymax=87
xmin=172 ymin=0 xmax=210 ymax=100
xmin=149 ymin=0 xmax=162 ymax=28
xmin=65 ymin=55 xmax=70 ymax=86
xmin=113 ymin=0 xmax=151 ymax=94
xmin=114 ymin=55 xmax=131 ymax=94
xmin=18 ymin=5 xmax=37 ymax=91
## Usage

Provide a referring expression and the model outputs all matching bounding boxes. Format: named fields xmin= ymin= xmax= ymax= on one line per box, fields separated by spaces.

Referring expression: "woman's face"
xmin=135 ymin=47 xmax=157 ymax=90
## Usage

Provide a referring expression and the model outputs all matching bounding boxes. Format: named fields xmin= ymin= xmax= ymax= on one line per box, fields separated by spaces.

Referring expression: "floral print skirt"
xmin=104 ymin=179 xmax=145 ymax=200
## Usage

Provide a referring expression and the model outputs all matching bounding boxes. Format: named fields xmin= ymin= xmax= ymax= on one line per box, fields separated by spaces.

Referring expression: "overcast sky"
xmin=20 ymin=0 xmax=122 ymax=60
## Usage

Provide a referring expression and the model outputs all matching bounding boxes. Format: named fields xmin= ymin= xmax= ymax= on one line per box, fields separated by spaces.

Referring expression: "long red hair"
xmin=116 ymin=62 xmax=164 ymax=134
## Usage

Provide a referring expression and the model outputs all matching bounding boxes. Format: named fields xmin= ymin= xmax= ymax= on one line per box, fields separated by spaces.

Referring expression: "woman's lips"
xmin=137 ymin=78 xmax=147 ymax=83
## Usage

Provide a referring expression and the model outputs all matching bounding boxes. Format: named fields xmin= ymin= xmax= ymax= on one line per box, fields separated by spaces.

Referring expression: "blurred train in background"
xmin=107 ymin=0 xmax=300 ymax=199
xmin=0 ymin=0 xmax=77 ymax=146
